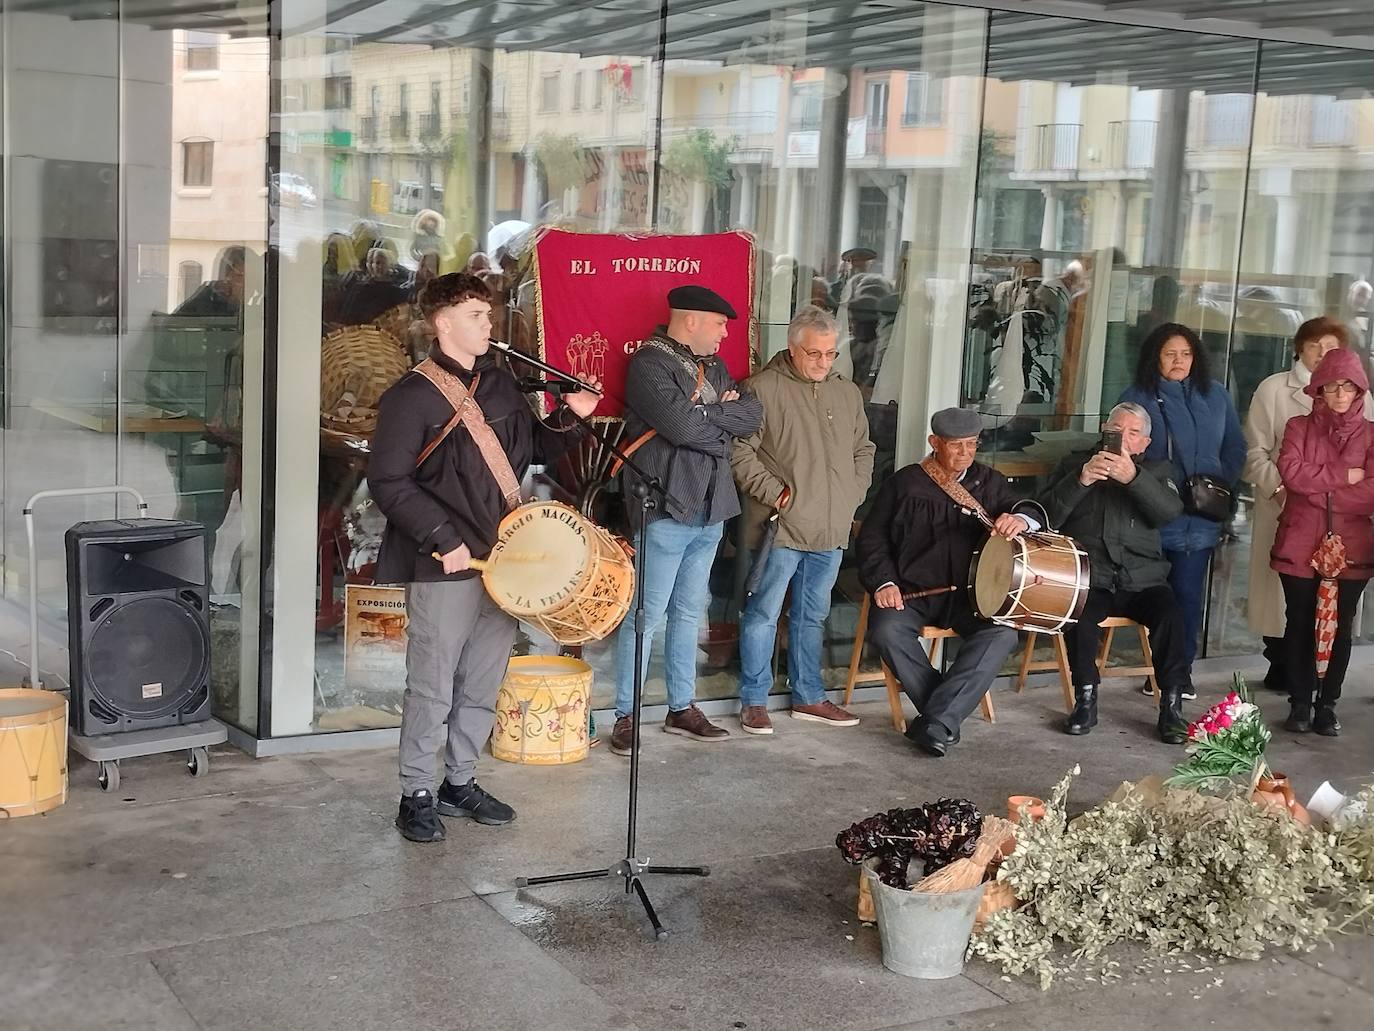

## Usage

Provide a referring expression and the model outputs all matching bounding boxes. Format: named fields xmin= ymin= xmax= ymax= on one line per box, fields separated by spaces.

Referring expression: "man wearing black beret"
xmin=608 ymin=284 xmax=763 ymax=754
xmin=855 ymin=407 xmax=1044 ymax=757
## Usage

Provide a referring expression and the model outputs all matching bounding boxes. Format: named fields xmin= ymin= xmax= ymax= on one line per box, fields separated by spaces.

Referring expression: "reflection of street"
xmin=277 ymin=201 xmax=419 ymax=271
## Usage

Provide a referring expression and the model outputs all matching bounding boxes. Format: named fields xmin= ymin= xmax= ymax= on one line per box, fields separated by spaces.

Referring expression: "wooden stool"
xmin=1016 ymin=616 xmax=1158 ymax=712
xmin=843 ymin=594 xmax=996 ymax=731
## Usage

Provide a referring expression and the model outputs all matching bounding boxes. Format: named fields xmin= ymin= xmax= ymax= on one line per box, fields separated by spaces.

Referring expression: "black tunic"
xmin=367 ymin=347 xmax=580 ymax=584
xmin=855 ymin=460 xmax=1035 ymax=596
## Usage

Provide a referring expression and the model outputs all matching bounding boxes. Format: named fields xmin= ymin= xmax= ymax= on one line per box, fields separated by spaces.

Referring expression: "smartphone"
xmin=1102 ymin=429 xmax=1124 ymax=455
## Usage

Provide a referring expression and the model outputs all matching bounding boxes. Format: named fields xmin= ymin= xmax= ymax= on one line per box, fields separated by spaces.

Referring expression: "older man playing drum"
xmin=1037 ymin=402 xmax=1189 ymax=744
xmin=855 ymin=407 xmax=1042 ymax=757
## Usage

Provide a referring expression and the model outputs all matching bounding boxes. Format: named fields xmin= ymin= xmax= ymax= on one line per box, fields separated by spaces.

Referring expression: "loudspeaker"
xmin=65 ymin=519 xmax=212 ymax=737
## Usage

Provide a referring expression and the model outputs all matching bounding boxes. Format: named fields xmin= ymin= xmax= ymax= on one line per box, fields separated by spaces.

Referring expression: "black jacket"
xmin=856 ymin=460 xmax=1036 ymax=595
xmin=621 ymin=330 xmax=762 ymax=526
xmin=367 ymin=347 xmax=580 ymax=584
xmin=1038 ymin=450 xmax=1184 ymax=592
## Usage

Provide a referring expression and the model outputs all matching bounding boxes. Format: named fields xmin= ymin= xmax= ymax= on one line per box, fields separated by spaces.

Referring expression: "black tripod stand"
xmin=497 ymin=344 xmax=709 ymax=939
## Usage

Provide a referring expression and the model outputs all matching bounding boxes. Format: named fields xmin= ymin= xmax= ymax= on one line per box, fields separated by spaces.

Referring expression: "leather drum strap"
xmin=412 ymin=359 xmax=523 ymax=511
xmin=920 ymin=455 xmax=993 ymax=528
xmin=610 ymin=362 xmax=706 ymax=478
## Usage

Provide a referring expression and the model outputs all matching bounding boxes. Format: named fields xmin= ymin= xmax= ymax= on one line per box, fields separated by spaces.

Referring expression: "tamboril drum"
xmin=477 ymin=502 xmax=634 ymax=646
xmin=970 ymin=531 xmax=1090 ymax=633
xmin=491 ymin=655 xmax=592 ymax=765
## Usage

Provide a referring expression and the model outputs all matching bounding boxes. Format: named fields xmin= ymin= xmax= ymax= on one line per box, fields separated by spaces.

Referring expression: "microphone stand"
xmin=498 ymin=342 xmax=707 ymax=941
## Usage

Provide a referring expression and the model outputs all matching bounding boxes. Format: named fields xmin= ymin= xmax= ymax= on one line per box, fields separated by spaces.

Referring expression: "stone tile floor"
xmin=3 ymin=654 xmax=1372 ymax=1031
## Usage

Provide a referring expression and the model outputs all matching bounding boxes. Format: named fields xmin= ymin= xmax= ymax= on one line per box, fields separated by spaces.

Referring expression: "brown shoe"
xmin=663 ymin=704 xmax=730 ymax=742
xmin=609 ymin=715 xmax=635 ymax=756
xmin=739 ymin=705 xmax=773 ymax=736
xmin=791 ymin=700 xmax=860 ymax=726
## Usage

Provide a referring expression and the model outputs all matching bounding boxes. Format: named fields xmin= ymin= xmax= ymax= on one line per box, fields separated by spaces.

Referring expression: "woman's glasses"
xmin=1321 ymin=380 xmax=1359 ymax=396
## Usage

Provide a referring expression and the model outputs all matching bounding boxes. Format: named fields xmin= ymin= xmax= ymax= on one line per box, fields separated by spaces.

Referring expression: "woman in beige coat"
xmin=1243 ymin=316 xmax=1352 ymax=693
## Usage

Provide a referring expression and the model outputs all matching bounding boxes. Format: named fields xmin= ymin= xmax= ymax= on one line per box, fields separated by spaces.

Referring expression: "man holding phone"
xmin=1036 ymin=402 xmax=1192 ymax=743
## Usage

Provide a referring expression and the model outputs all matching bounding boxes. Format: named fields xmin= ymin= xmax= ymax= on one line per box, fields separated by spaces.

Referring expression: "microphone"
xmin=515 ymin=377 xmax=578 ymax=395
xmin=488 ymin=339 xmax=603 ymax=396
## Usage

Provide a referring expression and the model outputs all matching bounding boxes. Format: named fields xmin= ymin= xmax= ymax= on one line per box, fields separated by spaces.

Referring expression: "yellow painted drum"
xmin=0 ymin=688 xmax=68 ymax=818
xmin=491 ymin=656 xmax=592 ymax=765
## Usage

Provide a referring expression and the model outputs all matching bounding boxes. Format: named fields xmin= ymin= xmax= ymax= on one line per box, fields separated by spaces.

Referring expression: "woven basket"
xmin=373 ymin=302 xmax=416 ymax=348
xmin=320 ymin=325 xmax=409 ymax=435
xmin=972 ymin=879 xmax=1019 ymax=932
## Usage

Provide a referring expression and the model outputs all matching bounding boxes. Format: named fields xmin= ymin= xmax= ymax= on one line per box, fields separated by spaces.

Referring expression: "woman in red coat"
xmin=1272 ymin=348 xmax=1374 ymax=736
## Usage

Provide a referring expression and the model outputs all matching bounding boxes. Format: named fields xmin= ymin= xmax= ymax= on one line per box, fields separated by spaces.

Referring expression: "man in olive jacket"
xmin=1037 ymin=402 xmax=1189 ymax=744
xmin=731 ymin=306 xmax=876 ymax=735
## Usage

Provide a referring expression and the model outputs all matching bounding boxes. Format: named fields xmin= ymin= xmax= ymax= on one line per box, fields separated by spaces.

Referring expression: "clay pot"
xmin=1007 ymin=795 xmax=1046 ymax=823
xmin=1251 ymin=772 xmax=1312 ymax=825
xmin=701 ymin=623 xmax=739 ymax=669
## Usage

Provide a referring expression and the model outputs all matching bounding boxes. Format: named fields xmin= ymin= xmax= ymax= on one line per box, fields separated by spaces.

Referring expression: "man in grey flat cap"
xmin=855 ymin=406 xmax=1044 ymax=757
xmin=607 ymin=284 xmax=763 ymax=755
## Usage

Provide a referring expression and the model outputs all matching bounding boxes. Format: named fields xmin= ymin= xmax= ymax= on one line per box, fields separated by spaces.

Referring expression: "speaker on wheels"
xmin=65 ymin=519 xmax=212 ymax=737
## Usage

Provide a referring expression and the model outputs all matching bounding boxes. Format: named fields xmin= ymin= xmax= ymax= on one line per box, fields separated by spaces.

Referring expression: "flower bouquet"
xmin=1167 ymin=673 xmax=1271 ymax=792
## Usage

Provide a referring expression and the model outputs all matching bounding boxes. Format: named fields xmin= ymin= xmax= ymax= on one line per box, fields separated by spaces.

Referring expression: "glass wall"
xmin=270 ymin=0 xmax=991 ymax=736
xmin=0 ymin=8 xmax=266 ymax=733
xmin=14 ymin=1 xmax=1372 ymax=742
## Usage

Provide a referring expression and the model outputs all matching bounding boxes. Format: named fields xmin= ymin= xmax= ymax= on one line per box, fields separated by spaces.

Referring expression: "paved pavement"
xmin=2 ymin=654 xmax=1372 ymax=1031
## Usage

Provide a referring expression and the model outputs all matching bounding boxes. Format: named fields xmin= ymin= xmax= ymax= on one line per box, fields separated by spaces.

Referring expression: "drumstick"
xmin=430 ymin=551 xmax=547 ymax=570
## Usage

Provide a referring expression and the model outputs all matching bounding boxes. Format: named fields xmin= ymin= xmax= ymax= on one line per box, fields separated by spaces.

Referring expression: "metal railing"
xmin=419 ymin=112 xmax=440 ymax=139
xmin=389 ymin=113 xmax=409 ymax=139
xmin=1107 ymin=120 xmax=1157 ymax=170
xmin=1017 ymin=122 xmax=1081 ymax=172
xmin=360 ymin=115 xmax=377 ymax=141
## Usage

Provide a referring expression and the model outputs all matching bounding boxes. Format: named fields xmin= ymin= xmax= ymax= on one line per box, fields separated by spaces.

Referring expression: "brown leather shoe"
xmin=791 ymin=700 xmax=860 ymax=726
xmin=609 ymin=715 xmax=635 ymax=756
xmin=663 ymin=704 xmax=730 ymax=741
xmin=739 ymin=705 xmax=773 ymax=736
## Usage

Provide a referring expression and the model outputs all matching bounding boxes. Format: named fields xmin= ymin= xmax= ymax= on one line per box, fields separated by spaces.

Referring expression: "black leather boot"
xmin=1284 ymin=701 xmax=1313 ymax=733
xmin=1065 ymin=684 xmax=1098 ymax=735
xmin=1313 ymin=682 xmax=1341 ymax=736
xmin=1157 ymin=686 xmax=1187 ymax=745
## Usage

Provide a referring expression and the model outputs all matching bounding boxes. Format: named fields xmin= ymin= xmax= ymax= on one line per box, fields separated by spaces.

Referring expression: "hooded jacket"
xmin=1271 ymin=348 xmax=1374 ymax=579
xmin=731 ymin=350 xmax=875 ymax=551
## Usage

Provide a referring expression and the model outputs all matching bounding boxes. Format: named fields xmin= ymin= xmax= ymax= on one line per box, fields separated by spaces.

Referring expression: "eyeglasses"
xmin=1321 ymin=381 xmax=1359 ymax=396
xmin=801 ymin=348 xmax=840 ymax=362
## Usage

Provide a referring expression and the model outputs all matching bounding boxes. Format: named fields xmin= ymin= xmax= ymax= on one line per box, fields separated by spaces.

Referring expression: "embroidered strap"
xmin=920 ymin=456 xmax=992 ymax=528
xmin=413 ymin=359 xmax=523 ymax=511
xmin=610 ymin=360 xmax=707 ymax=478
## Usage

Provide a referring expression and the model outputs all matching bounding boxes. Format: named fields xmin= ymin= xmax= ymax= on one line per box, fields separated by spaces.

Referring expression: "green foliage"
xmin=662 ymin=128 xmax=736 ymax=187
xmin=535 ymin=132 xmax=584 ymax=192
xmin=970 ymin=767 xmax=1374 ymax=990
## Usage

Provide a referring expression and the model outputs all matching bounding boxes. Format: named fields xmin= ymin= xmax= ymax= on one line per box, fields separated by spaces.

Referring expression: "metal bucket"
xmin=862 ymin=860 xmax=986 ymax=979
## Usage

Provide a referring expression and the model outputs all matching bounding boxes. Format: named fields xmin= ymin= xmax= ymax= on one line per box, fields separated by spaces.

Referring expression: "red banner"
xmin=533 ymin=229 xmax=755 ymax=416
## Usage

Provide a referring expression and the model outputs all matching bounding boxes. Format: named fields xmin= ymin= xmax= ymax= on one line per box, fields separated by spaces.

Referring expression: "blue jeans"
xmin=613 ymin=517 xmax=724 ymax=718
xmin=1164 ymin=546 xmax=1213 ymax=676
xmin=738 ymin=547 xmax=844 ymax=707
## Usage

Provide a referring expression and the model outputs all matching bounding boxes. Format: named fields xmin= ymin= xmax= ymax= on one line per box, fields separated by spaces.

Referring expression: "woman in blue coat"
xmin=1120 ymin=323 xmax=1246 ymax=697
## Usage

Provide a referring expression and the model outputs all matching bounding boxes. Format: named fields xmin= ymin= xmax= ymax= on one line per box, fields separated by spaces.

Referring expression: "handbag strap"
xmin=413 ymin=359 xmax=523 ymax=511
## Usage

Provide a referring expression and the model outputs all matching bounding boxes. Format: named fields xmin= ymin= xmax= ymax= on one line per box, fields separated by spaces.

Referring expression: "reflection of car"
xmin=392 ymin=181 xmax=445 ymax=215
xmin=270 ymin=172 xmax=317 ymax=208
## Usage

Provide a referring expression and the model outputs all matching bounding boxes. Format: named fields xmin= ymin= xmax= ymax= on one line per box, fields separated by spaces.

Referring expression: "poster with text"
xmin=343 ymin=584 xmax=408 ymax=689
xmin=532 ymin=229 xmax=756 ymax=416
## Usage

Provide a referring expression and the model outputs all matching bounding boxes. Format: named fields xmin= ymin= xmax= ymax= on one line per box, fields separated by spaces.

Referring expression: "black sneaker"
xmin=437 ymin=778 xmax=516 ymax=826
xmin=396 ymin=789 xmax=445 ymax=843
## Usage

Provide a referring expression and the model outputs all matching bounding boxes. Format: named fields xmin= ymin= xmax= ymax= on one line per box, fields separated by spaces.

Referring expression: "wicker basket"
xmin=320 ymin=325 xmax=409 ymax=435
xmin=373 ymin=302 xmax=416 ymax=348
xmin=972 ymin=879 xmax=1019 ymax=932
